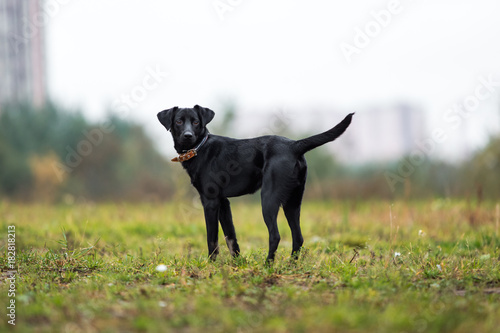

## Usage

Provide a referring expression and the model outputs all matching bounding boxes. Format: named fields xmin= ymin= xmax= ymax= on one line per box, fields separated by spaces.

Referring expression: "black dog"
xmin=158 ymin=105 xmax=353 ymax=262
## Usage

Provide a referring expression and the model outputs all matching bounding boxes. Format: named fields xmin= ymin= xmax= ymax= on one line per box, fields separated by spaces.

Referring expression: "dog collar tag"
xmin=171 ymin=149 xmax=197 ymax=162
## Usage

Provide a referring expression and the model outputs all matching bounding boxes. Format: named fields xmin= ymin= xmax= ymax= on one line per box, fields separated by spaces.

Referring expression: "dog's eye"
xmin=193 ymin=120 xmax=200 ymax=126
xmin=175 ymin=120 xmax=183 ymax=125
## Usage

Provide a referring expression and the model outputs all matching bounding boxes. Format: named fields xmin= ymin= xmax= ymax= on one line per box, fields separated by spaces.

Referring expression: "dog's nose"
xmin=183 ymin=131 xmax=193 ymax=139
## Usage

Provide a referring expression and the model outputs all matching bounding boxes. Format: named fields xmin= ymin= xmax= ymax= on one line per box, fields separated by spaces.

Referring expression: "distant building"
xmin=0 ymin=0 xmax=46 ymax=107
xmin=330 ymin=104 xmax=426 ymax=164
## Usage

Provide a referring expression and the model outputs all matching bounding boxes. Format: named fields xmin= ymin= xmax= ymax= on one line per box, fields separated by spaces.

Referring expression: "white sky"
xmin=46 ymin=0 xmax=500 ymax=159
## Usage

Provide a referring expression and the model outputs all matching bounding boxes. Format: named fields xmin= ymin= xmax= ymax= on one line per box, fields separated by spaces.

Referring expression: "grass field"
xmin=1 ymin=199 xmax=499 ymax=332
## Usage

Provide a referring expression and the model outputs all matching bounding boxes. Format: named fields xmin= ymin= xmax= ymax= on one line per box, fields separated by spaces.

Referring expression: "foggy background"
xmin=1 ymin=0 xmax=500 ymax=202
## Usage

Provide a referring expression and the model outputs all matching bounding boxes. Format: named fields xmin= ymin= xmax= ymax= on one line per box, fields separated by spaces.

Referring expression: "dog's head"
xmin=157 ymin=105 xmax=215 ymax=153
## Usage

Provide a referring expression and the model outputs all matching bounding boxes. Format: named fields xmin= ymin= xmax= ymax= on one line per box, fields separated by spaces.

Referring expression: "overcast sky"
xmin=46 ymin=0 xmax=500 ymax=159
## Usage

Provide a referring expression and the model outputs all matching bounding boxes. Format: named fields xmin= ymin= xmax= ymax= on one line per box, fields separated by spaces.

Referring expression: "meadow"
xmin=0 ymin=199 xmax=499 ymax=332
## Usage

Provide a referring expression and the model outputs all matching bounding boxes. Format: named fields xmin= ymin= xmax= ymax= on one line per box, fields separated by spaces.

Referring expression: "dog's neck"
xmin=172 ymin=134 xmax=209 ymax=163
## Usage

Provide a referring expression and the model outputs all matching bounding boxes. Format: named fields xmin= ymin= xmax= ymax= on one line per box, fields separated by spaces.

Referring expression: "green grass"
xmin=1 ymin=199 xmax=499 ymax=332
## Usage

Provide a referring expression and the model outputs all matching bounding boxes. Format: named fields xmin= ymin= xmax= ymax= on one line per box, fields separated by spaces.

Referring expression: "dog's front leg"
xmin=219 ymin=198 xmax=240 ymax=257
xmin=202 ymin=198 xmax=220 ymax=260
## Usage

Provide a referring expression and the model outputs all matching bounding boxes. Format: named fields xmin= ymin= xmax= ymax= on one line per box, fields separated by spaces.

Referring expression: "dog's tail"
xmin=292 ymin=113 xmax=354 ymax=155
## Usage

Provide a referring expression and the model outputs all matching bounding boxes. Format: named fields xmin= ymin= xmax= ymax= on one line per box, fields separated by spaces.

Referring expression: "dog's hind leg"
xmin=261 ymin=187 xmax=281 ymax=263
xmin=283 ymin=156 xmax=307 ymax=259
xmin=219 ymin=198 xmax=240 ymax=257
xmin=283 ymin=184 xmax=305 ymax=259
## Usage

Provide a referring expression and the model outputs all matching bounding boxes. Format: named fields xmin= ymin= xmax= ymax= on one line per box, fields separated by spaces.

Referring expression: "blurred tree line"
xmin=0 ymin=103 xmax=173 ymax=202
xmin=305 ymin=136 xmax=500 ymax=201
xmin=0 ymin=103 xmax=498 ymax=203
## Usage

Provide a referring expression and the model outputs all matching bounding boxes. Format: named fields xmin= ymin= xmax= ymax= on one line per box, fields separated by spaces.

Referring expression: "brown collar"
xmin=171 ymin=149 xmax=197 ymax=162
xmin=171 ymin=135 xmax=209 ymax=163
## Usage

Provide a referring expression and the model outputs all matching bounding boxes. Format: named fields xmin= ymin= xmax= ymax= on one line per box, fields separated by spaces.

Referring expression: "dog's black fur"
xmin=158 ymin=105 xmax=353 ymax=262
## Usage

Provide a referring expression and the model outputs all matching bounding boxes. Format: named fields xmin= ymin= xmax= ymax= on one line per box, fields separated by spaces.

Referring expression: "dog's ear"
xmin=194 ymin=105 xmax=215 ymax=126
xmin=157 ymin=107 xmax=178 ymax=131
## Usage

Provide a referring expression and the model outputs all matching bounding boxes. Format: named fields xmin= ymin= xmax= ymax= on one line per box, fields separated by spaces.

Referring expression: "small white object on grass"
xmin=156 ymin=264 xmax=167 ymax=272
xmin=394 ymin=252 xmax=401 ymax=257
